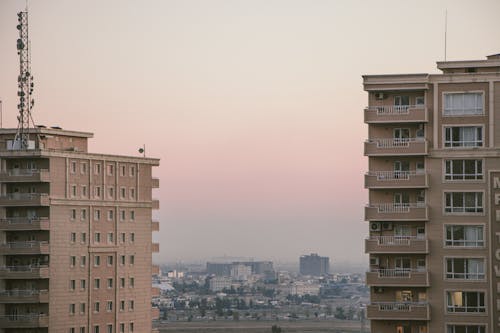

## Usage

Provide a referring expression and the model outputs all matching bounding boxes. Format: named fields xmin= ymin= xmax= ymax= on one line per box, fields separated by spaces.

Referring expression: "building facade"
xmin=299 ymin=253 xmax=329 ymax=276
xmin=363 ymin=54 xmax=500 ymax=333
xmin=0 ymin=128 xmax=160 ymax=333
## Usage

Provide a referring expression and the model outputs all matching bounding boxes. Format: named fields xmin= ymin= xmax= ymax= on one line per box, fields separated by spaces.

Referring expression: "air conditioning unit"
xmin=369 ymin=257 xmax=379 ymax=266
xmin=382 ymin=222 xmax=393 ymax=231
xmin=375 ymin=92 xmax=386 ymax=100
xmin=370 ymin=222 xmax=382 ymax=232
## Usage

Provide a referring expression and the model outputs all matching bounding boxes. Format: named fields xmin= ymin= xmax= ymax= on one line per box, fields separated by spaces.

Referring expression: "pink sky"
xmin=1 ymin=0 xmax=500 ymax=265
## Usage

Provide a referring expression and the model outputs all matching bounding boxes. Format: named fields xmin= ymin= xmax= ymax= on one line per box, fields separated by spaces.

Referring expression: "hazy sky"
xmin=1 ymin=0 xmax=500 ymax=265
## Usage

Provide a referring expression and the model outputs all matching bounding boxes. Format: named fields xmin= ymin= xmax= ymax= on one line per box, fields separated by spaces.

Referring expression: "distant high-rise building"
xmin=363 ymin=53 xmax=500 ymax=333
xmin=207 ymin=261 xmax=274 ymax=277
xmin=299 ymin=253 xmax=329 ymax=276
xmin=0 ymin=128 xmax=160 ymax=333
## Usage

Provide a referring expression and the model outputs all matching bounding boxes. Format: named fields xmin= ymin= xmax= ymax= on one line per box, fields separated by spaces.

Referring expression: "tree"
xmin=334 ymin=306 xmax=346 ymax=320
xmin=271 ymin=325 xmax=282 ymax=333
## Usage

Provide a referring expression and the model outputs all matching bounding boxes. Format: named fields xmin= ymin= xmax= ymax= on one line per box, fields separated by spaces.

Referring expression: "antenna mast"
xmin=444 ymin=9 xmax=448 ymax=61
xmin=13 ymin=9 xmax=36 ymax=150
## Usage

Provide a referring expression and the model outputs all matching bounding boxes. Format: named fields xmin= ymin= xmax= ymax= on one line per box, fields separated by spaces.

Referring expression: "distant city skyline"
xmin=1 ymin=0 xmax=500 ymax=264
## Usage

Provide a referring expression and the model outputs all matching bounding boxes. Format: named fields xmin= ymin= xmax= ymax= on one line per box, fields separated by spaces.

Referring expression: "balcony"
xmin=0 ymin=314 xmax=49 ymax=328
xmin=152 ymin=243 xmax=160 ymax=253
xmin=0 ymin=193 xmax=49 ymax=206
xmin=365 ymin=236 xmax=428 ymax=253
xmin=152 ymin=199 xmax=160 ymax=210
xmin=367 ymin=302 xmax=430 ymax=321
xmin=0 ymin=265 xmax=49 ymax=279
xmin=366 ymin=269 xmax=429 ymax=287
xmin=0 ymin=217 xmax=49 ymax=231
xmin=0 ymin=241 xmax=49 ymax=255
xmin=0 ymin=289 xmax=49 ymax=303
xmin=365 ymin=204 xmax=428 ymax=221
xmin=152 ymin=177 xmax=160 ymax=188
xmin=151 ymin=220 xmax=160 ymax=232
xmin=0 ymin=169 xmax=50 ymax=183
xmin=364 ymin=105 xmax=427 ymax=123
xmin=364 ymin=138 xmax=428 ymax=156
xmin=365 ymin=171 xmax=428 ymax=189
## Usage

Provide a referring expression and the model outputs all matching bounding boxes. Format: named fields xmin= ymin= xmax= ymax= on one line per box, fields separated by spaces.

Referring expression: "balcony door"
xmin=394 ymin=193 xmax=410 ymax=208
xmin=393 ymin=128 xmax=410 ymax=142
xmin=395 ymin=258 xmax=411 ymax=273
xmin=394 ymin=96 xmax=410 ymax=112
xmin=394 ymin=161 xmax=410 ymax=178
xmin=396 ymin=289 xmax=413 ymax=302
xmin=394 ymin=225 xmax=411 ymax=238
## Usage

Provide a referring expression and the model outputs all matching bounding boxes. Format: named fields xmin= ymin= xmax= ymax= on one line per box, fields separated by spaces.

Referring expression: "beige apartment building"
xmin=364 ymin=54 xmax=500 ymax=333
xmin=0 ymin=127 xmax=160 ymax=333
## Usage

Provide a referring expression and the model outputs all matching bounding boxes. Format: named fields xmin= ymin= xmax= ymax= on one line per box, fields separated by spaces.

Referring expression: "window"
xmin=120 ymin=278 xmax=125 ymax=288
xmin=107 ymin=278 xmax=113 ymax=288
xmin=70 ymin=232 xmax=76 ymax=243
xmin=81 ymin=233 xmax=87 ymax=244
xmin=94 ymin=232 xmax=101 ymax=243
xmin=444 ymin=92 xmax=483 ymax=115
xmin=71 ymin=161 xmax=77 ymax=173
xmin=80 ymin=279 xmax=86 ymax=290
xmin=445 ymin=225 xmax=484 ymax=247
xmin=81 ymin=255 xmax=86 ymax=267
xmin=71 ymin=209 xmax=77 ymax=220
xmin=106 ymin=301 xmax=113 ymax=311
xmin=446 ymin=291 xmax=485 ymax=313
xmin=130 ymin=255 xmax=135 ymax=265
xmin=81 ymin=209 xmax=87 ymax=220
xmin=107 ymin=325 xmax=113 ymax=333
xmin=107 ymin=233 xmax=114 ymax=244
xmin=94 ymin=301 xmax=100 ymax=313
xmin=130 ymin=166 xmax=135 ymax=177
xmin=70 ymin=328 xmax=76 ymax=333
xmin=130 ymin=210 xmax=135 ymax=221
xmin=444 ymin=126 xmax=483 ymax=147
xmin=70 ymin=279 xmax=76 ymax=290
xmin=129 ymin=300 xmax=134 ymax=310
xmin=94 ymin=163 xmax=101 ymax=175
xmin=93 ymin=325 xmax=100 ymax=333
xmin=81 ymin=185 xmax=87 ymax=197
xmin=129 ymin=277 xmax=135 ymax=288
xmin=94 ymin=255 xmax=101 ymax=267
xmin=120 ymin=210 xmax=126 ymax=221
xmin=108 ymin=187 xmax=114 ymax=199
xmin=120 ymin=300 xmax=125 ymax=311
xmin=120 ymin=323 xmax=125 ymax=333
xmin=120 ymin=187 xmax=126 ymax=199
xmin=94 ymin=186 xmax=101 ymax=198
xmin=415 ymin=96 xmax=425 ymax=106
xmin=94 ymin=209 xmax=101 ymax=221
xmin=445 ymin=160 xmax=483 ymax=180
xmin=70 ymin=256 xmax=76 ymax=267
xmin=120 ymin=255 xmax=126 ymax=265
xmin=446 ymin=258 xmax=485 ymax=280
xmin=107 ymin=210 xmax=114 ymax=221
xmin=80 ymin=327 xmax=86 ymax=333
xmin=120 ymin=233 xmax=126 ymax=243
xmin=130 ymin=233 xmax=135 ymax=242
xmin=121 ymin=165 xmax=126 ymax=176
xmin=69 ymin=303 xmax=76 ymax=314
xmin=107 ymin=255 xmax=113 ymax=266
xmin=447 ymin=325 xmax=485 ymax=333
xmin=80 ymin=303 xmax=86 ymax=314
xmin=94 ymin=278 xmax=100 ymax=289
xmin=107 ymin=164 xmax=114 ymax=176
xmin=130 ymin=188 xmax=135 ymax=199
xmin=445 ymin=192 xmax=483 ymax=213
xmin=71 ymin=185 xmax=77 ymax=197
xmin=81 ymin=162 xmax=87 ymax=174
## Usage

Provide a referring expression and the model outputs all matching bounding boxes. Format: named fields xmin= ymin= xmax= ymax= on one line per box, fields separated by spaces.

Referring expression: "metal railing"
xmin=372 ymin=302 xmax=428 ymax=312
xmin=0 ymin=193 xmax=48 ymax=200
xmin=370 ymin=268 xmax=424 ymax=277
xmin=0 ymin=217 xmax=48 ymax=224
xmin=0 ymin=241 xmax=48 ymax=249
xmin=368 ymin=203 xmax=425 ymax=213
xmin=1 ymin=169 xmax=48 ymax=176
xmin=366 ymin=105 xmax=424 ymax=115
xmin=0 ymin=314 xmax=48 ymax=321
xmin=0 ymin=265 xmax=48 ymax=272
xmin=368 ymin=235 xmax=422 ymax=245
xmin=366 ymin=171 xmax=425 ymax=180
xmin=366 ymin=138 xmax=424 ymax=148
xmin=0 ymin=289 xmax=48 ymax=297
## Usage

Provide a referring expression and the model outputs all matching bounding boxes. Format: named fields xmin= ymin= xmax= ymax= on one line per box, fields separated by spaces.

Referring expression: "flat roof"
xmin=0 ymin=127 xmax=93 ymax=138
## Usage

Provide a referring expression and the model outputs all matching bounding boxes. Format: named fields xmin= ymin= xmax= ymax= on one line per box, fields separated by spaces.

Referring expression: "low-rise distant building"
xmin=209 ymin=276 xmax=232 ymax=292
xmin=299 ymin=253 xmax=330 ymax=276
xmin=281 ymin=282 xmax=321 ymax=296
xmin=167 ymin=270 xmax=185 ymax=279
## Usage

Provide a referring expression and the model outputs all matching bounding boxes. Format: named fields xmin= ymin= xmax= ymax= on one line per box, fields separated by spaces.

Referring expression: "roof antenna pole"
xmin=444 ymin=9 xmax=448 ymax=61
xmin=13 ymin=8 xmax=36 ymax=150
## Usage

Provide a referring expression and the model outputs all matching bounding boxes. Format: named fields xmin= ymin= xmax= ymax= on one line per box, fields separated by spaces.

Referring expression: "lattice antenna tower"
xmin=14 ymin=8 xmax=36 ymax=150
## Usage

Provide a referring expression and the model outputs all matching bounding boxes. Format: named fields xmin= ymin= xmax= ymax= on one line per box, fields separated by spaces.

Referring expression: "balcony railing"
xmin=0 ymin=193 xmax=49 ymax=206
xmin=365 ymin=204 xmax=428 ymax=221
xmin=367 ymin=302 xmax=430 ymax=320
xmin=364 ymin=138 xmax=428 ymax=156
xmin=152 ymin=220 xmax=160 ymax=232
xmin=0 ymin=289 xmax=49 ymax=303
xmin=0 ymin=241 xmax=49 ymax=254
xmin=0 ymin=217 xmax=49 ymax=230
xmin=366 ymin=269 xmax=429 ymax=286
xmin=0 ymin=265 xmax=49 ymax=279
xmin=364 ymin=105 xmax=427 ymax=123
xmin=0 ymin=314 xmax=49 ymax=328
xmin=365 ymin=171 xmax=428 ymax=188
xmin=152 ymin=243 xmax=160 ymax=253
xmin=0 ymin=169 xmax=49 ymax=182
xmin=152 ymin=177 xmax=160 ymax=188
xmin=365 ymin=236 xmax=428 ymax=253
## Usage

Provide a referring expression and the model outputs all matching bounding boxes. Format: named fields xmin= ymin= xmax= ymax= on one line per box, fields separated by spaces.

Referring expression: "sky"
xmin=1 ymin=0 xmax=500 ymax=266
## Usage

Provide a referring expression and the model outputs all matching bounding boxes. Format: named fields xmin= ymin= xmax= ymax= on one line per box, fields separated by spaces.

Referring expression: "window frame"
xmin=444 ymin=159 xmax=484 ymax=182
xmin=444 ymin=257 xmax=486 ymax=281
xmin=443 ymin=91 xmax=485 ymax=116
xmin=444 ymin=224 xmax=485 ymax=248
xmin=446 ymin=290 xmax=486 ymax=314
xmin=444 ymin=191 xmax=484 ymax=214
xmin=443 ymin=125 xmax=484 ymax=148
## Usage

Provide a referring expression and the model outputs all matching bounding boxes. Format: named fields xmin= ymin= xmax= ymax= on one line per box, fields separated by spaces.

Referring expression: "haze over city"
xmin=1 ymin=0 xmax=500 ymax=265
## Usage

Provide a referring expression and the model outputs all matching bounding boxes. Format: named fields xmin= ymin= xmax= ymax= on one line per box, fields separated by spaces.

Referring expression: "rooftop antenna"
xmin=444 ymin=9 xmax=448 ymax=61
xmin=13 ymin=7 xmax=37 ymax=150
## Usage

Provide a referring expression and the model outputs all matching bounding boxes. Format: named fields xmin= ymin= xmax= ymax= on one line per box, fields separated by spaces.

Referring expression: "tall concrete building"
xmin=299 ymin=253 xmax=329 ymax=276
xmin=0 ymin=128 xmax=160 ymax=333
xmin=363 ymin=54 xmax=500 ymax=333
